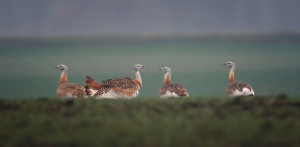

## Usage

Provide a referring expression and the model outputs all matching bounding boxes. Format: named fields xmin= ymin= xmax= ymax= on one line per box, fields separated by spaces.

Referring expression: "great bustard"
xmin=85 ymin=64 xmax=145 ymax=99
xmin=159 ymin=67 xmax=189 ymax=98
xmin=55 ymin=64 xmax=86 ymax=98
xmin=223 ymin=62 xmax=255 ymax=96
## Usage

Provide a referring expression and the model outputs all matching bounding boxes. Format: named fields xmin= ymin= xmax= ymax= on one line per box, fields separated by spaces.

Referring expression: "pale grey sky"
xmin=1 ymin=0 xmax=300 ymax=36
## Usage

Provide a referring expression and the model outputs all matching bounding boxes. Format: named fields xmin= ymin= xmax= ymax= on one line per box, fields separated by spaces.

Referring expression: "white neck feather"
xmin=230 ymin=64 xmax=235 ymax=72
xmin=135 ymin=70 xmax=142 ymax=86
xmin=164 ymin=71 xmax=171 ymax=79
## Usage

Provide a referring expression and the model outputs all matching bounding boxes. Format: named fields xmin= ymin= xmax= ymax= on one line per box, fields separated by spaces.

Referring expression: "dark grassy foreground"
xmin=0 ymin=96 xmax=300 ymax=147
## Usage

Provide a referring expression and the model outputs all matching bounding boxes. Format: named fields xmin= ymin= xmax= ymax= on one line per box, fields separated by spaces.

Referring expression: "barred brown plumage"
xmin=85 ymin=64 xmax=145 ymax=99
xmin=159 ymin=67 xmax=189 ymax=98
xmin=55 ymin=64 xmax=86 ymax=98
xmin=226 ymin=82 xmax=254 ymax=96
xmin=160 ymin=84 xmax=189 ymax=97
xmin=56 ymin=83 xmax=85 ymax=98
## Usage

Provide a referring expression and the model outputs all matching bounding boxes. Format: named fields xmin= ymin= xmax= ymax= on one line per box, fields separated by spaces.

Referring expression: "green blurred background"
xmin=1 ymin=1 xmax=300 ymax=98
xmin=0 ymin=35 xmax=299 ymax=97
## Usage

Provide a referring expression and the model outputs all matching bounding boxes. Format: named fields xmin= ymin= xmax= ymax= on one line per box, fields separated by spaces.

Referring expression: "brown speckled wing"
xmin=56 ymin=83 xmax=85 ymax=98
xmin=160 ymin=83 xmax=188 ymax=96
xmin=94 ymin=77 xmax=139 ymax=97
xmin=226 ymin=81 xmax=253 ymax=95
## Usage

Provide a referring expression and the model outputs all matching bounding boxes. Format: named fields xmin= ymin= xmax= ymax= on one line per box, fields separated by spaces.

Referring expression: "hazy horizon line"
xmin=1 ymin=31 xmax=300 ymax=39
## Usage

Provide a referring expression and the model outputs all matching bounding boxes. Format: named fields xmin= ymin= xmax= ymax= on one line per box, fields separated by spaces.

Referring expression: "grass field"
xmin=0 ymin=96 xmax=299 ymax=146
xmin=0 ymin=34 xmax=300 ymax=98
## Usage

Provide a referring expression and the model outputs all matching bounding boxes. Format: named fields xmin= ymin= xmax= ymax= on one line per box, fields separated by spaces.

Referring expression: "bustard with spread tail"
xmin=85 ymin=64 xmax=145 ymax=99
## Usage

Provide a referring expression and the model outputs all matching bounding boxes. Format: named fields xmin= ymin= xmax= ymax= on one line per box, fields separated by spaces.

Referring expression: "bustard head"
xmin=133 ymin=64 xmax=145 ymax=71
xmin=55 ymin=64 xmax=68 ymax=71
xmin=159 ymin=67 xmax=171 ymax=73
xmin=223 ymin=62 xmax=235 ymax=69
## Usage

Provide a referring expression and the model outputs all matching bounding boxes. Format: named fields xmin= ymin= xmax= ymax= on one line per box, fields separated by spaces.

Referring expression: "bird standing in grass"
xmin=85 ymin=64 xmax=145 ymax=99
xmin=223 ymin=62 xmax=255 ymax=96
xmin=159 ymin=67 xmax=189 ymax=98
xmin=55 ymin=64 xmax=86 ymax=98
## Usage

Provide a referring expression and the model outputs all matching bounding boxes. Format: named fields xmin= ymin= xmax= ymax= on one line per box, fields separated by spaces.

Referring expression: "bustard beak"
xmin=159 ymin=68 xmax=163 ymax=71
xmin=222 ymin=63 xmax=226 ymax=66
xmin=54 ymin=66 xmax=58 ymax=69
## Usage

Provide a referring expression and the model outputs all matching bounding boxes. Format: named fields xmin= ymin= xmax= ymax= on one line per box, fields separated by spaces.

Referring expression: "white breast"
xmin=160 ymin=91 xmax=180 ymax=98
xmin=96 ymin=90 xmax=139 ymax=99
xmin=230 ymin=88 xmax=255 ymax=96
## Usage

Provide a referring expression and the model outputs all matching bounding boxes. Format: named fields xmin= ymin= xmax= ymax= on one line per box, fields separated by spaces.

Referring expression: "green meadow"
xmin=0 ymin=97 xmax=299 ymax=146
xmin=0 ymin=34 xmax=300 ymax=98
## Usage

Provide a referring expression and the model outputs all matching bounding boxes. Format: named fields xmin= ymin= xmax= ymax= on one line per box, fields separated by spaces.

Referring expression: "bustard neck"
xmin=164 ymin=71 xmax=171 ymax=84
xmin=59 ymin=71 xmax=67 ymax=85
xmin=229 ymin=67 xmax=235 ymax=83
xmin=134 ymin=70 xmax=142 ymax=87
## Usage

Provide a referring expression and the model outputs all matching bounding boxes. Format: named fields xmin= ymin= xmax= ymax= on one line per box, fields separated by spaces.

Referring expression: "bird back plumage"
xmin=56 ymin=83 xmax=86 ymax=98
xmin=85 ymin=76 xmax=140 ymax=98
xmin=160 ymin=83 xmax=189 ymax=98
xmin=226 ymin=81 xmax=254 ymax=96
